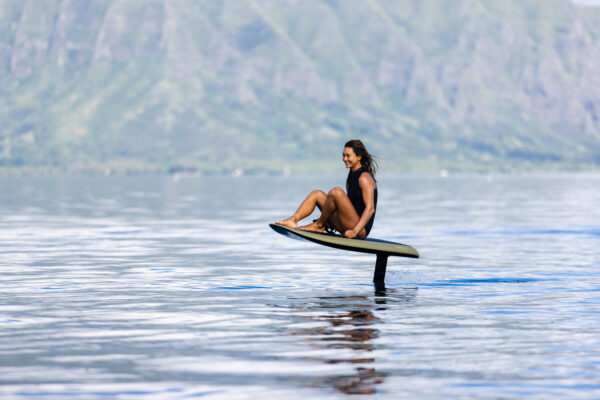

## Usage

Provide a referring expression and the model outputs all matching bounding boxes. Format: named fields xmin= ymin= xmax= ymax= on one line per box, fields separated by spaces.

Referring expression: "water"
xmin=1 ymin=173 xmax=599 ymax=399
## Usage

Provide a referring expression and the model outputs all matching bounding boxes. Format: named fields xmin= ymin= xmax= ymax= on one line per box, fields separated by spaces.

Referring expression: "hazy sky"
xmin=572 ymin=0 xmax=600 ymax=5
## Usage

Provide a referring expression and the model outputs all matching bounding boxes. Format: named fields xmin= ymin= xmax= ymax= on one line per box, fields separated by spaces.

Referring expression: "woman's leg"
xmin=275 ymin=190 xmax=327 ymax=229
xmin=300 ymin=187 xmax=365 ymax=238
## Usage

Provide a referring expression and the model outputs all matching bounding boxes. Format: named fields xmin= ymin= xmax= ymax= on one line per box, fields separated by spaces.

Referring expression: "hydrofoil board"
xmin=269 ymin=223 xmax=419 ymax=283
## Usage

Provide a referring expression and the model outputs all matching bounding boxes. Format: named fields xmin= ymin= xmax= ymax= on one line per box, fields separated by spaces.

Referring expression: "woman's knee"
xmin=308 ymin=190 xmax=327 ymax=207
xmin=310 ymin=189 xmax=326 ymax=200
xmin=327 ymin=187 xmax=345 ymax=197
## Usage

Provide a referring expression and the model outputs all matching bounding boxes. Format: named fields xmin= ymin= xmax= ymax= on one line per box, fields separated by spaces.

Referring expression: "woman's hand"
xmin=344 ymin=229 xmax=358 ymax=239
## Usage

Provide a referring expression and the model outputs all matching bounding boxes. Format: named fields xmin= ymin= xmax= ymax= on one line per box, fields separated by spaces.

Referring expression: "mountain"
xmin=1 ymin=0 xmax=600 ymax=174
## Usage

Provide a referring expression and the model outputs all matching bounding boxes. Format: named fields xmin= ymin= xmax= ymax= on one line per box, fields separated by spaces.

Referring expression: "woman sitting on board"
xmin=275 ymin=139 xmax=378 ymax=239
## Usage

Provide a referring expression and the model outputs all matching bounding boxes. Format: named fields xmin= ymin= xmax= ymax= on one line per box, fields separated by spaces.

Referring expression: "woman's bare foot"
xmin=275 ymin=217 xmax=298 ymax=229
xmin=299 ymin=221 xmax=325 ymax=233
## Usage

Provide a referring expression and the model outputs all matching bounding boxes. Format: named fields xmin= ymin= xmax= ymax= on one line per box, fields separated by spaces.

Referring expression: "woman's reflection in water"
xmin=289 ymin=284 xmax=417 ymax=395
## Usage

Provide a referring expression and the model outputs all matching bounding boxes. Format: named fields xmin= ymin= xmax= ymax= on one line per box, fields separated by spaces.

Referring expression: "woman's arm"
xmin=345 ymin=173 xmax=376 ymax=239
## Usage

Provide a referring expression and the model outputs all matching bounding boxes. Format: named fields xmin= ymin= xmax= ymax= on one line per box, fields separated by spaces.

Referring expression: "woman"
xmin=275 ymin=139 xmax=378 ymax=239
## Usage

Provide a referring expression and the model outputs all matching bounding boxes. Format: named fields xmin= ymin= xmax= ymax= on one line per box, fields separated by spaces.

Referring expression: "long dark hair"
xmin=345 ymin=139 xmax=378 ymax=182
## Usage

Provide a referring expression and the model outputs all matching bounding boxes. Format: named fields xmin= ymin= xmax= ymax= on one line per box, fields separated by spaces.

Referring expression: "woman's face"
xmin=342 ymin=147 xmax=362 ymax=169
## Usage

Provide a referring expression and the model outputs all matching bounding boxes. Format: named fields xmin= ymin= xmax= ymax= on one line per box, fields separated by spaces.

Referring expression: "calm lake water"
xmin=1 ymin=173 xmax=599 ymax=399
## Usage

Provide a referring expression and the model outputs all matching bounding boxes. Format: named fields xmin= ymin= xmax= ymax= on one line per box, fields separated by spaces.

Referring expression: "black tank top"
xmin=347 ymin=167 xmax=377 ymax=236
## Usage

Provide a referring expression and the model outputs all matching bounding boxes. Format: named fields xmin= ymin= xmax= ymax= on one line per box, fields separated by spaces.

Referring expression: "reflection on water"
xmin=289 ymin=286 xmax=417 ymax=395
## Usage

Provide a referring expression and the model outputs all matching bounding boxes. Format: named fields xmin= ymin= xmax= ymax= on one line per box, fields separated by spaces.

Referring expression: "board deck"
xmin=269 ymin=223 xmax=419 ymax=258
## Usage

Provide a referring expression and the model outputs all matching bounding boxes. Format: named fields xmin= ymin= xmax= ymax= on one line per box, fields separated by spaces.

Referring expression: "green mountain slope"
xmin=1 ymin=0 xmax=600 ymax=173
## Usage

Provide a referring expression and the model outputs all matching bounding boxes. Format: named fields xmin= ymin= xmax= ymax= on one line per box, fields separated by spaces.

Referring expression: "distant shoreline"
xmin=1 ymin=161 xmax=599 ymax=177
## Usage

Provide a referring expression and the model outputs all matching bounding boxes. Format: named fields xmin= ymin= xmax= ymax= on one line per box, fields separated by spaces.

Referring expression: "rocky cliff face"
xmin=1 ymin=0 xmax=600 ymax=172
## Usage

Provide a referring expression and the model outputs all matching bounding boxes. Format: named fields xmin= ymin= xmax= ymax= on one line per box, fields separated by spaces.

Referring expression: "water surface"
xmin=1 ymin=174 xmax=599 ymax=398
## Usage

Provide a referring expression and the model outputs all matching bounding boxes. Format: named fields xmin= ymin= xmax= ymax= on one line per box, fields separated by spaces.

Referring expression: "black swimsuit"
xmin=347 ymin=167 xmax=377 ymax=237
